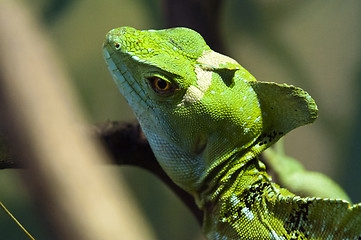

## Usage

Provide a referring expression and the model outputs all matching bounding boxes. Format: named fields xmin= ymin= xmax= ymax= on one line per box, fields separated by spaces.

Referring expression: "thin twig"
xmin=0 ymin=201 xmax=36 ymax=240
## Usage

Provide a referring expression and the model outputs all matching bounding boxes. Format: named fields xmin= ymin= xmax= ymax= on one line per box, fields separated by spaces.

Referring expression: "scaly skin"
xmin=103 ymin=27 xmax=361 ymax=239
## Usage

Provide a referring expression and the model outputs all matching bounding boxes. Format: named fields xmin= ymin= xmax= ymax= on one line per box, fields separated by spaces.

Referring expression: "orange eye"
xmin=154 ymin=78 xmax=170 ymax=90
xmin=148 ymin=77 xmax=174 ymax=95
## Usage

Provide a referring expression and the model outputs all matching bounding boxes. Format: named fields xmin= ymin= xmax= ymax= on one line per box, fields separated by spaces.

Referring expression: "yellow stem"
xmin=0 ymin=201 xmax=36 ymax=240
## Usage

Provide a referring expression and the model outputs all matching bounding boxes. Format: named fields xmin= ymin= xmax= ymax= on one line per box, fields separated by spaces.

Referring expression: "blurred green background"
xmin=1 ymin=0 xmax=361 ymax=239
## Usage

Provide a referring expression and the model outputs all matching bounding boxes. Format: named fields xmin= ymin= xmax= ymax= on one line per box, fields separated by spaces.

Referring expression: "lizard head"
xmin=103 ymin=27 xmax=318 ymax=194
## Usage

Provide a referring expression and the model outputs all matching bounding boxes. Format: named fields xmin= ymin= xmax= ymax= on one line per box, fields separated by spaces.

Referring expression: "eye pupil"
xmin=148 ymin=77 xmax=176 ymax=95
xmin=156 ymin=79 xmax=168 ymax=90
xmin=115 ymin=43 xmax=120 ymax=49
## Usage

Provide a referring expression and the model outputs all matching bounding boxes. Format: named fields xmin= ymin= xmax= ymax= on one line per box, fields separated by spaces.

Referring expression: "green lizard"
xmin=103 ymin=26 xmax=361 ymax=239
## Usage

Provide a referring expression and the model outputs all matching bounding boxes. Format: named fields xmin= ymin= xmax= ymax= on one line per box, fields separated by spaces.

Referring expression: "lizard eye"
xmin=148 ymin=77 xmax=174 ymax=95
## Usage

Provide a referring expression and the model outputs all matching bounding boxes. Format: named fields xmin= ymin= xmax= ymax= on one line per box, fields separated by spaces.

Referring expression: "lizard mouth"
xmin=103 ymin=44 xmax=172 ymax=145
xmin=102 ymin=46 xmax=157 ymax=118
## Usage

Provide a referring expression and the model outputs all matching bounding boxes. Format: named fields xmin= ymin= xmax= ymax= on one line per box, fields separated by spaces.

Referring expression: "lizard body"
xmin=103 ymin=27 xmax=361 ymax=239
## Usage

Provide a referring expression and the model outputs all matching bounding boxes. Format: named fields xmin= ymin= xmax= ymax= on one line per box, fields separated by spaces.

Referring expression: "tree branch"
xmin=163 ymin=0 xmax=225 ymax=53
xmin=93 ymin=121 xmax=204 ymax=224
xmin=0 ymin=1 xmax=156 ymax=239
xmin=0 ymin=120 xmax=204 ymax=225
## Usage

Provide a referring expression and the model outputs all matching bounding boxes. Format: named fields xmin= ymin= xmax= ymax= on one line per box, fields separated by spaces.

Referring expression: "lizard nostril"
xmin=115 ymin=43 xmax=120 ymax=49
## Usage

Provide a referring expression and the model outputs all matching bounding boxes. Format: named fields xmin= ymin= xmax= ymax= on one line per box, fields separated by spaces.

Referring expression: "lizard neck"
xmin=195 ymin=154 xmax=271 ymax=210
